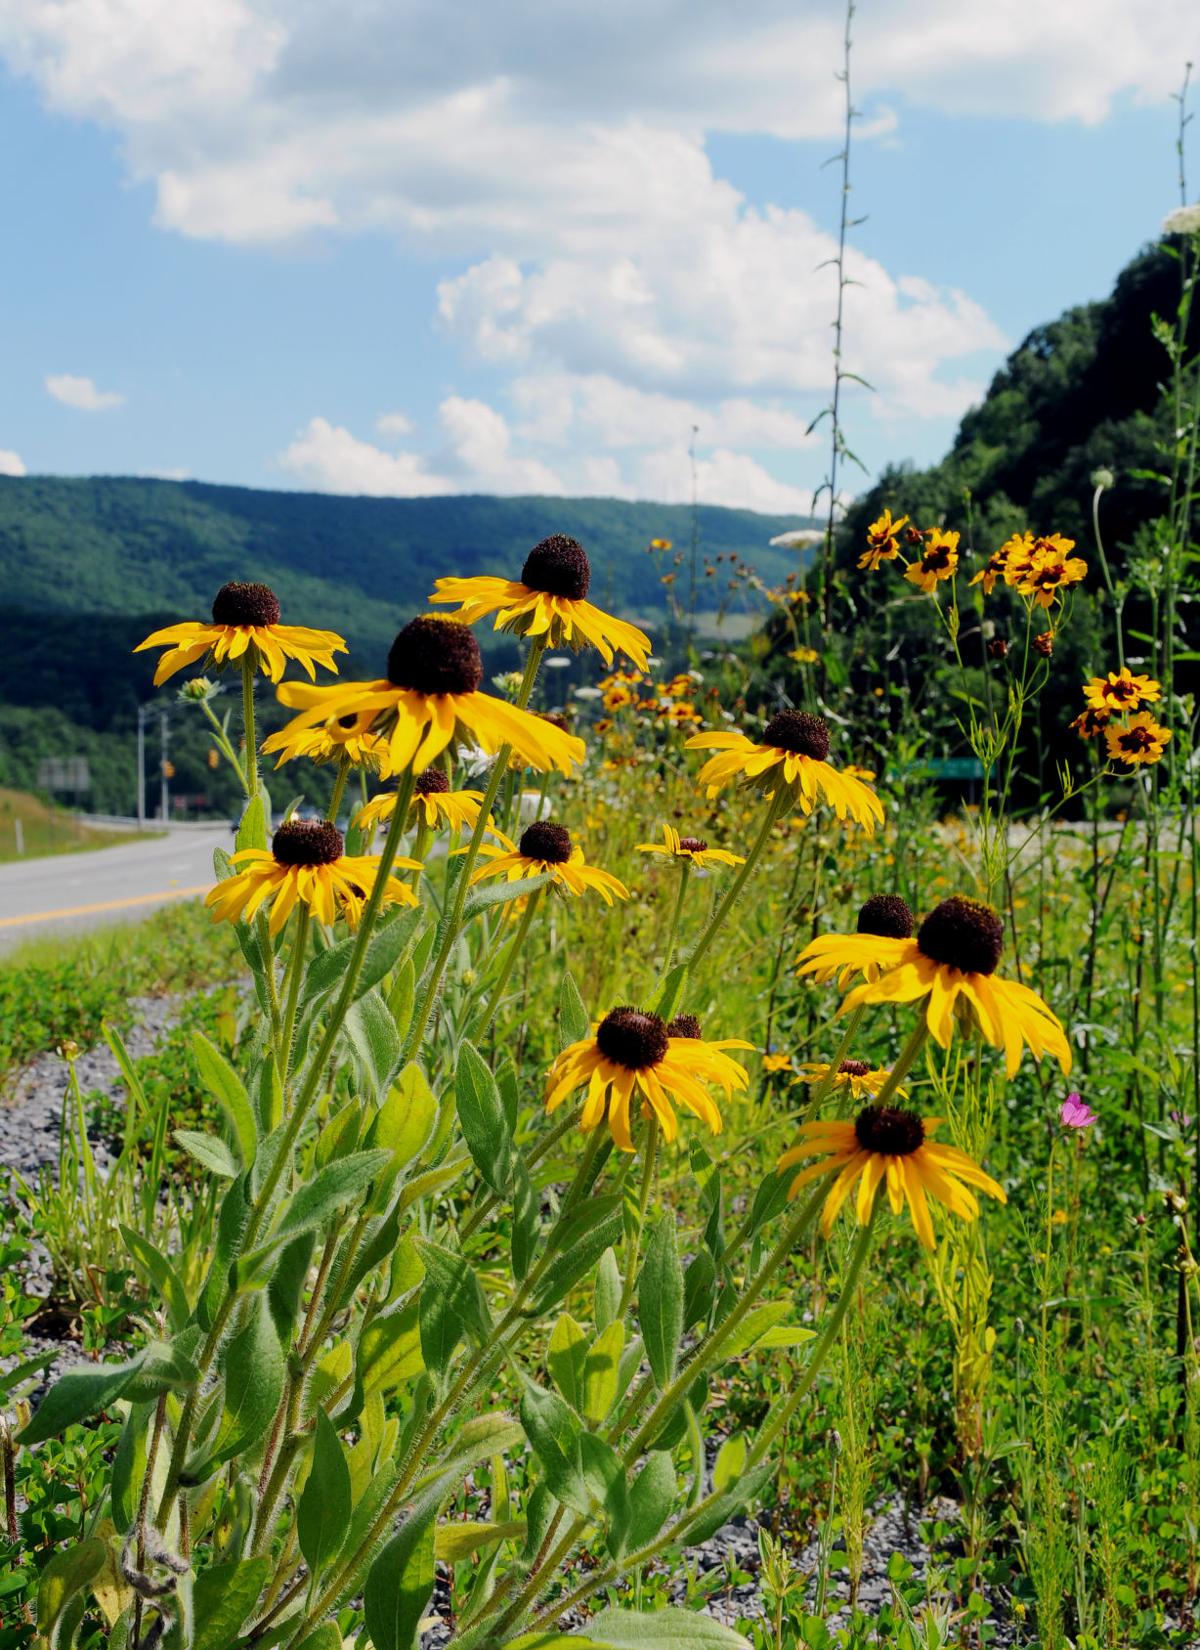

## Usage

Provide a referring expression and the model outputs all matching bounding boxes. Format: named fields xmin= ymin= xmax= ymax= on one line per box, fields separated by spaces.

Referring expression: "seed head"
xmin=212 ymin=582 xmax=281 ymax=627
xmin=387 ymin=617 xmax=483 ymax=696
xmin=596 ymin=1007 xmax=669 ymax=1070
xmin=856 ymin=893 xmax=914 ymax=939
xmin=519 ymin=821 xmax=573 ymax=864
xmin=761 ymin=709 xmax=830 ymax=760
xmin=522 ymin=534 xmax=591 ymax=600
xmin=272 ymin=819 xmax=344 ymax=867
xmin=917 ymin=895 xmax=1004 ymax=975
xmin=854 ymin=1106 xmax=924 ymax=1156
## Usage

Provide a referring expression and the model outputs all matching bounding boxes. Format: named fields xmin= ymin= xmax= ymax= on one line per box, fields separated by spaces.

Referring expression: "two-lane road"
xmin=0 ymin=824 xmax=232 ymax=953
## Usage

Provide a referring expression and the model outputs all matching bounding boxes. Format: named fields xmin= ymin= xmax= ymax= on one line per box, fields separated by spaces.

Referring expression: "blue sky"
xmin=1 ymin=0 xmax=1196 ymax=514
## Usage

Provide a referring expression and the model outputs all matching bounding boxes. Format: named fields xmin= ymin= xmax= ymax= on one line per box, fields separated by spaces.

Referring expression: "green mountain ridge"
xmin=0 ymin=477 xmax=804 ymax=668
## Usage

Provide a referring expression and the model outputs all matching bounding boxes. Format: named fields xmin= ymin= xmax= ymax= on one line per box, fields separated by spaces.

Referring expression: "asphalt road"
xmin=0 ymin=824 xmax=232 ymax=954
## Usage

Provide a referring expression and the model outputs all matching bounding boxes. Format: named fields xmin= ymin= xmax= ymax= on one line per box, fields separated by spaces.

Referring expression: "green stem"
xmin=688 ymin=791 xmax=784 ymax=972
xmin=865 ymin=1018 xmax=929 ymax=1111
xmin=747 ymin=1206 xmax=877 ymax=1466
xmin=326 ymin=754 xmax=350 ymax=824
xmin=662 ymin=860 xmax=691 ymax=973
xmin=241 ymin=654 xmax=259 ymax=800
xmin=475 ymin=888 xmax=542 ymax=1039
xmin=278 ymin=907 xmax=311 ymax=1086
xmin=797 ymin=1005 xmax=866 ymax=1125
xmin=200 ymin=700 xmax=247 ymax=794
xmin=406 ymin=638 xmax=546 ymax=1057
xmin=617 ymin=1118 xmax=659 ymax=1317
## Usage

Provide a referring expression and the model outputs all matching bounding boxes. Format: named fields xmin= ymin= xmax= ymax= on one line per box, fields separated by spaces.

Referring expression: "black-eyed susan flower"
xmin=686 ymin=711 xmax=883 ymax=833
xmin=271 ymin=617 xmax=586 ymax=777
xmin=797 ymin=893 xmax=914 ymax=986
xmin=635 ymin=823 xmax=746 ymax=871
xmin=469 ymin=821 xmax=629 ymax=905
xmin=904 ymin=529 xmax=959 ymax=593
xmin=429 ymin=535 xmax=651 ymax=670
xmin=545 ymin=1007 xmax=752 ymax=1151
xmin=793 ymin=1059 xmax=906 ymax=1102
xmin=355 ymin=767 xmax=489 ymax=835
xmin=1083 ymin=668 xmax=1162 ymax=713
xmin=859 ymin=509 xmax=907 ymax=571
xmin=828 ymin=895 xmax=1071 ymax=1076
xmin=262 ymin=710 xmax=391 ymax=773
xmin=1105 ymin=712 xmax=1171 ymax=767
xmin=136 ymin=582 xmax=346 ymax=686
xmin=205 ymin=819 xmax=420 ymax=935
xmin=778 ymin=1107 xmax=1005 ymax=1250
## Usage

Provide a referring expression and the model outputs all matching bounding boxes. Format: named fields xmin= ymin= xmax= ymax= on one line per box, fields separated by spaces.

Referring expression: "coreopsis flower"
xmin=685 ymin=711 xmax=883 ymax=833
xmin=355 ymin=768 xmax=489 ymax=835
xmin=793 ymin=1059 xmax=906 ymax=1102
xmin=1010 ymin=536 xmax=1087 ymax=608
xmin=635 ymin=822 xmax=745 ymax=871
xmin=429 ymin=535 xmax=651 ymax=669
xmin=1083 ymin=668 xmax=1162 ymax=714
xmin=835 ymin=895 xmax=1072 ymax=1077
xmin=796 ymin=892 xmax=914 ymax=986
xmin=262 ymin=712 xmax=391 ymax=773
xmin=1060 ymin=1092 xmax=1097 ymax=1129
xmin=762 ymin=1052 xmax=795 ymax=1074
xmin=904 ymin=529 xmax=960 ymax=593
xmin=271 ymin=617 xmax=586 ymax=777
xmin=658 ymin=699 xmax=702 ymax=727
xmin=779 ymin=1108 xmax=1005 ymax=1250
xmin=469 ymin=821 xmax=629 ymax=905
xmin=135 ymin=582 xmax=346 ymax=686
xmin=969 ymin=547 xmax=1012 ymax=596
xmin=859 ymin=508 xmax=907 ymax=571
xmin=1105 ymin=712 xmax=1171 ymax=767
xmin=545 ymin=1006 xmax=752 ymax=1150
xmin=790 ymin=646 xmax=820 ymax=664
xmin=1033 ymin=630 xmax=1055 ymax=658
xmin=206 ymin=820 xmax=419 ymax=934
xmin=1070 ymin=708 xmax=1110 ymax=742
xmin=649 ymin=537 xmax=674 ymax=550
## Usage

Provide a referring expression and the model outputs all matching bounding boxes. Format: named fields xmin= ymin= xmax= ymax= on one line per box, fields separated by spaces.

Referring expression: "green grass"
xmin=0 ymin=787 xmax=155 ymax=864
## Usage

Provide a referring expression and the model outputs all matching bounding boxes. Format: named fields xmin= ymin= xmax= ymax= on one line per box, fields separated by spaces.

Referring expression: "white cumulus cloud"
xmin=44 ymin=373 xmax=125 ymax=411
xmin=0 ymin=449 xmax=27 ymax=476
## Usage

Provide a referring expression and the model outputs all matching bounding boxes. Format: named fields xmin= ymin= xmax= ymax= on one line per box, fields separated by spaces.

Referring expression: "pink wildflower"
xmin=1060 ymin=1092 xmax=1096 ymax=1130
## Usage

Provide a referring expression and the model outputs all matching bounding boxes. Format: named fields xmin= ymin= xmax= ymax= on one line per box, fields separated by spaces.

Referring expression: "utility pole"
xmin=159 ymin=711 xmax=170 ymax=822
xmin=136 ymin=706 xmax=147 ymax=829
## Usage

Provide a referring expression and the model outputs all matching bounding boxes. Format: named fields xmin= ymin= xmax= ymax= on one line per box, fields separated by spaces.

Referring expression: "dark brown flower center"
xmin=212 ymin=581 xmax=281 ymax=627
xmin=522 ymin=534 xmax=591 ymax=600
xmin=761 ymin=710 xmax=830 ymax=760
xmin=386 ymin=617 xmax=483 ymax=696
xmin=667 ymin=1014 xmax=703 ymax=1039
xmin=856 ymin=893 xmax=914 ymax=939
xmin=1118 ymin=725 xmax=1154 ymax=753
xmin=596 ymin=1007 xmax=669 ymax=1069
xmin=519 ymin=821 xmax=573 ymax=864
xmin=414 ymin=768 xmax=450 ymax=796
xmin=1108 ymin=678 xmax=1135 ymax=702
xmin=678 ymin=836 xmax=708 ymax=854
xmin=272 ymin=819 xmax=344 ymax=867
xmin=917 ymin=896 xmax=1004 ymax=975
xmin=839 ymin=1059 xmax=870 ymax=1077
xmin=854 ymin=1105 xmax=924 ymax=1155
xmin=923 ymin=546 xmax=953 ymax=572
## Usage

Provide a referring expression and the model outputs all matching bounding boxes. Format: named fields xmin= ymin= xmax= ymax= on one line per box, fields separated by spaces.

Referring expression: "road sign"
xmin=37 ymin=756 xmax=91 ymax=792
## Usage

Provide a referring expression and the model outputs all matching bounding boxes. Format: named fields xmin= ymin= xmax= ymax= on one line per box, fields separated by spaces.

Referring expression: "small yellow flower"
xmin=859 ymin=508 xmax=908 ymax=571
xmin=904 ymin=529 xmax=959 ymax=594
xmin=1070 ymin=708 xmax=1111 ymax=741
xmin=1105 ymin=712 xmax=1171 ymax=767
xmin=793 ymin=1059 xmax=906 ymax=1101
xmin=789 ymin=646 xmax=820 ymax=664
xmin=206 ymin=820 xmax=419 ymax=934
xmin=136 ymin=581 xmax=346 ymax=686
xmin=1083 ymin=668 xmax=1162 ymax=713
xmin=636 ymin=823 xmax=746 ymax=871
xmin=762 ymin=1052 xmax=794 ymax=1074
xmin=469 ymin=821 xmax=629 ymax=905
xmin=355 ymin=768 xmax=490 ymax=835
xmin=968 ymin=547 xmax=1012 ymax=596
xmin=1010 ymin=535 xmax=1087 ymax=608
xmin=263 ymin=712 xmax=391 ymax=773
